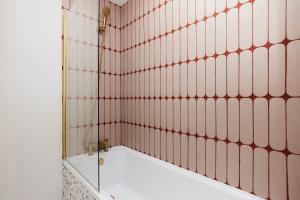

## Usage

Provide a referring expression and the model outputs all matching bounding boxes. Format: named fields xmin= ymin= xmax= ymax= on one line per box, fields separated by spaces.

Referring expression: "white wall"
xmin=0 ymin=0 xmax=62 ymax=200
xmin=0 ymin=0 xmax=17 ymax=199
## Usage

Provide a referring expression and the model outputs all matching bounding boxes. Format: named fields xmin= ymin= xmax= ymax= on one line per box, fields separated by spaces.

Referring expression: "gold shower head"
xmin=99 ymin=6 xmax=111 ymax=32
xmin=102 ymin=6 xmax=111 ymax=18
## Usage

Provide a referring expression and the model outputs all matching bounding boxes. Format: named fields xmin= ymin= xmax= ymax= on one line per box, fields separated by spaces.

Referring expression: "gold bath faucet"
xmin=88 ymin=139 xmax=110 ymax=155
xmin=99 ymin=139 xmax=109 ymax=152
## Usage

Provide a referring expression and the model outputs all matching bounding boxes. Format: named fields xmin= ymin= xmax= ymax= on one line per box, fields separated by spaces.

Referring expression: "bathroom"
xmin=0 ymin=0 xmax=299 ymax=199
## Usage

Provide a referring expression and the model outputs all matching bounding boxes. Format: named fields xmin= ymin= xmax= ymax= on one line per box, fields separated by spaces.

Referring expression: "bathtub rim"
xmin=65 ymin=145 xmax=263 ymax=200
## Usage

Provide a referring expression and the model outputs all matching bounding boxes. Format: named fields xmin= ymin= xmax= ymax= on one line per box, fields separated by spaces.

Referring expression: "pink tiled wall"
xmin=62 ymin=0 xmax=300 ymax=199
xmin=119 ymin=0 xmax=300 ymax=199
xmin=63 ymin=0 xmax=122 ymax=156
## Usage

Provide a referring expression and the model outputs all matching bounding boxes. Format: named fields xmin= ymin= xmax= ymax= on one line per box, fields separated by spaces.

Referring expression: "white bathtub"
xmin=66 ymin=146 xmax=262 ymax=200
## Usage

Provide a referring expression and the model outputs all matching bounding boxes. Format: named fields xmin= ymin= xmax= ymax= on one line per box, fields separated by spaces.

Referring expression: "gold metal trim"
xmin=88 ymin=143 xmax=93 ymax=156
xmin=62 ymin=13 xmax=67 ymax=160
xmin=99 ymin=158 xmax=104 ymax=165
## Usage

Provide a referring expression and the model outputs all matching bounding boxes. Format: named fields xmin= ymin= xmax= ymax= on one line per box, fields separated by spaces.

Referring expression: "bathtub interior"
xmin=67 ymin=146 xmax=262 ymax=200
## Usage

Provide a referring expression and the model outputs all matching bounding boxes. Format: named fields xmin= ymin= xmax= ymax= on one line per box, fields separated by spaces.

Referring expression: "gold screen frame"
xmin=62 ymin=13 xmax=67 ymax=160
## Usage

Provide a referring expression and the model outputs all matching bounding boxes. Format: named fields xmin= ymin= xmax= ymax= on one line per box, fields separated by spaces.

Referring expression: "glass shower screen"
xmin=63 ymin=0 xmax=121 ymax=193
xmin=63 ymin=0 xmax=101 ymax=191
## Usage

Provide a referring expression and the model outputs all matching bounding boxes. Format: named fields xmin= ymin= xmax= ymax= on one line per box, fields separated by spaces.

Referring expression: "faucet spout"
xmin=87 ymin=139 xmax=110 ymax=156
xmin=99 ymin=139 xmax=109 ymax=152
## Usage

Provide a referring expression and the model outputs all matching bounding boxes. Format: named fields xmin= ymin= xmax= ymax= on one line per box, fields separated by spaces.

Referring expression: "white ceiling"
xmin=109 ymin=0 xmax=128 ymax=6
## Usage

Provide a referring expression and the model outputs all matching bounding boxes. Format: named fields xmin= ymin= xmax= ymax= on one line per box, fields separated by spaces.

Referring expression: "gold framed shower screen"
xmin=62 ymin=13 xmax=67 ymax=160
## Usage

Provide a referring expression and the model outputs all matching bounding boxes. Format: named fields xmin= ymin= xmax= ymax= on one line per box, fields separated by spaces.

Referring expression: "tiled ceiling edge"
xmin=109 ymin=0 xmax=128 ymax=6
